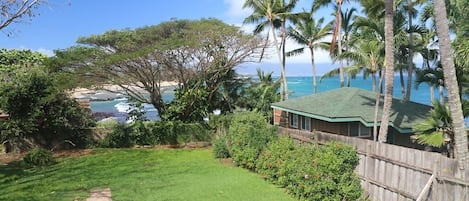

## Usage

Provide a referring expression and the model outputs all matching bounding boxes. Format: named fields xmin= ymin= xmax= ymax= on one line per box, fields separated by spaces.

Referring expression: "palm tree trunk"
xmin=374 ymin=69 xmax=386 ymax=141
xmin=433 ymin=0 xmax=468 ymax=168
xmin=310 ymin=47 xmax=317 ymax=94
xmin=269 ymin=23 xmax=286 ymax=101
xmin=439 ymin=85 xmax=444 ymax=104
xmin=281 ymin=21 xmax=289 ymax=100
xmin=378 ymin=0 xmax=395 ymax=143
xmin=372 ymin=72 xmax=377 ymax=92
xmin=337 ymin=4 xmax=345 ymax=88
xmin=400 ymin=68 xmax=405 ymax=96
xmin=430 ymin=84 xmax=434 ymax=103
xmin=404 ymin=0 xmax=414 ymax=102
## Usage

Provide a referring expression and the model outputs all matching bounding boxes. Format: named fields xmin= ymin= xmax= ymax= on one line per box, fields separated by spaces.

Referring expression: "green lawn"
xmin=0 ymin=148 xmax=295 ymax=201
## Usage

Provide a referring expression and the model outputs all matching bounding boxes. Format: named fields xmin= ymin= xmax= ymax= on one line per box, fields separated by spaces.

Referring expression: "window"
xmin=289 ymin=114 xmax=298 ymax=128
xmin=301 ymin=116 xmax=311 ymax=131
xmin=349 ymin=122 xmax=371 ymax=137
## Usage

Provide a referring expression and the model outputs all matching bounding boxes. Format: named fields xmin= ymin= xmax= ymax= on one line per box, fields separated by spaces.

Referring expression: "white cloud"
xmin=224 ymin=0 xmax=251 ymax=20
xmin=36 ymin=48 xmax=55 ymax=57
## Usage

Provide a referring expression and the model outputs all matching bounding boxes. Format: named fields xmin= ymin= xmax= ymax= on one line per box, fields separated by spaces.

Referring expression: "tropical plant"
xmin=412 ymin=101 xmax=453 ymax=156
xmin=378 ymin=0 xmax=395 ymax=143
xmin=243 ymin=0 xmax=303 ymax=100
xmin=287 ymin=13 xmax=331 ymax=94
xmin=432 ymin=0 xmax=468 ymax=164
xmin=241 ymin=68 xmax=281 ymax=122
xmin=313 ymin=0 xmax=352 ymax=88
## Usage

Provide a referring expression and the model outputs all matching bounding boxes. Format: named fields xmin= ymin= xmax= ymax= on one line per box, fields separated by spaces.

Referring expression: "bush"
xmin=103 ymin=123 xmax=136 ymax=148
xmin=256 ymin=136 xmax=297 ymax=185
xmin=23 ymin=148 xmax=55 ymax=167
xmin=226 ymin=111 xmax=277 ymax=170
xmin=212 ymin=138 xmax=230 ymax=158
xmin=97 ymin=121 xmax=210 ymax=148
xmin=284 ymin=142 xmax=363 ymax=201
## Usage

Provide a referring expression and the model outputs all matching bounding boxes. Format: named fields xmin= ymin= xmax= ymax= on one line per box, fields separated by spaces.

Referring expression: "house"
xmin=271 ymin=87 xmax=432 ymax=148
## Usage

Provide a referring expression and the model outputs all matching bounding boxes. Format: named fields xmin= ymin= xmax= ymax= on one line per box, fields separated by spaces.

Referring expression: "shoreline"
xmin=69 ymin=81 xmax=178 ymax=101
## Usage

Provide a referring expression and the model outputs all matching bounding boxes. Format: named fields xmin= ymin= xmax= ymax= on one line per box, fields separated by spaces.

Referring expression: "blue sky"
xmin=0 ymin=0 xmax=354 ymax=76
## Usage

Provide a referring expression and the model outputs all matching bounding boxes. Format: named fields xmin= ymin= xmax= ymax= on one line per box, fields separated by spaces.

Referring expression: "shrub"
xmin=256 ymin=136 xmax=297 ymax=185
xmin=23 ymin=148 xmax=55 ymax=167
xmin=226 ymin=111 xmax=277 ymax=170
xmin=212 ymin=138 xmax=230 ymax=158
xmin=97 ymin=121 xmax=211 ymax=148
xmin=104 ymin=123 xmax=136 ymax=148
xmin=284 ymin=142 xmax=363 ymax=201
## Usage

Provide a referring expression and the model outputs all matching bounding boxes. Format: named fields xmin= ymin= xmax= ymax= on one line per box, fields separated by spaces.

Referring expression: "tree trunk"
xmin=430 ymin=84 xmax=434 ymax=103
xmin=434 ymin=0 xmax=467 ymax=168
xmin=372 ymin=72 xmax=377 ymax=92
xmin=281 ymin=21 xmax=289 ymax=100
xmin=404 ymin=0 xmax=414 ymax=101
xmin=337 ymin=3 xmax=345 ymax=88
xmin=374 ymin=69 xmax=386 ymax=141
xmin=378 ymin=0 xmax=395 ymax=143
xmin=400 ymin=68 xmax=405 ymax=96
xmin=269 ymin=23 xmax=286 ymax=101
xmin=310 ymin=47 xmax=317 ymax=94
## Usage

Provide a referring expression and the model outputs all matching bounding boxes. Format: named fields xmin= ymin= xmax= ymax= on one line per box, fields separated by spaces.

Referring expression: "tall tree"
xmin=313 ymin=0 xmax=348 ymax=87
xmin=243 ymin=0 xmax=302 ymax=100
xmin=0 ymin=0 xmax=45 ymax=34
xmin=61 ymin=19 xmax=263 ymax=119
xmin=378 ymin=0 xmax=395 ymax=142
xmin=433 ymin=0 xmax=467 ymax=167
xmin=287 ymin=14 xmax=331 ymax=94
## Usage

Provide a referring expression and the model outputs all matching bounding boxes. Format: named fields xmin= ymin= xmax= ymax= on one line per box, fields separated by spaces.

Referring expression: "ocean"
xmin=90 ymin=76 xmax=437 ymax=122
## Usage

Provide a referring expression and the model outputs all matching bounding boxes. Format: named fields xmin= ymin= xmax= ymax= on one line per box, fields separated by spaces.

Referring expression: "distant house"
xmin=272 ymin=88 xmax=432 ymax=148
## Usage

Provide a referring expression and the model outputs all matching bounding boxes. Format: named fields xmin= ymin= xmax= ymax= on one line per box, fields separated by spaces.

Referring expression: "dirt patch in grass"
xmin=0 ymin=149 xmax=94 ymax=165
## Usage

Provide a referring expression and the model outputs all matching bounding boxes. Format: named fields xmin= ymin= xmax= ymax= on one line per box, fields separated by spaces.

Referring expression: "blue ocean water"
xmin=90 ymin=75 xmax=436 ymax=121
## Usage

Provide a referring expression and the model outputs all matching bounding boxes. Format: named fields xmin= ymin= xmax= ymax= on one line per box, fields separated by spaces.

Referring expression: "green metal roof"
xmin=271 ymin=88 xmax=432 ymax=133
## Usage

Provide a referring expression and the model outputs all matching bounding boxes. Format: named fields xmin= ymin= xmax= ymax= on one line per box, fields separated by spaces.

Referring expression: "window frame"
xmin=289 ymin=113 xmax=298 ymax=128
xmin=349 ymin=122 xmax=371 ymax=137
xmin=300 ymin=116 xmax=311 ymax=131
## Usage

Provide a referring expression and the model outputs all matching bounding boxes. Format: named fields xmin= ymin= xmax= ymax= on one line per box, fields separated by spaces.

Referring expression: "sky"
xmin=0 ymin=0 xmax=355 ymax=76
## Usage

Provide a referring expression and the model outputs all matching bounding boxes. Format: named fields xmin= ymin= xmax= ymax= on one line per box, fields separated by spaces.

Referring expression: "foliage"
xmin=226 ymin=111 xmax=277 ymax=170
xmin=0 ymin=149 xmax=295 ymax=201
xmin=23 ymin=147 xmax=55 ymax=167
xmin=98 ymin=121 xmax=210 ymax=148
xmin=240 ymin=68 xmax=280 ymax=122
xmin=0 ymin=0 xmax=45 ymax=33
xmin=163 ymin=83 xmax=210 ymax=122
xmin=256 ymin=136 xmax=297 ymax=185
xmin=0 ymin=49 xmax=46 ymax=80
xmin=56 ymin=19 xmax=263 ymax=119
xmin=413 ymin=101 xmax=453 ymax=152
xmin=212 ymin=138 xmax=230 ymax=158
xmin=0 ymin=68 xmax=95 ymax=152
xmin=103 ymin=123 xmax=137 ymax=148
xmin=255 ymin=138 xmax=363 ymax=201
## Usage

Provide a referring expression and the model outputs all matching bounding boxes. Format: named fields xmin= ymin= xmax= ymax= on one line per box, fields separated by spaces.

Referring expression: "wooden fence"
xmin=278 ymin=127 xmax=469 ymax=201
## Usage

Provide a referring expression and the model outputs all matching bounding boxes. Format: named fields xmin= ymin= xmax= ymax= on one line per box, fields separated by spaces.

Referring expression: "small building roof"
xmin=271 ymin=87 xmax=432 ymax=133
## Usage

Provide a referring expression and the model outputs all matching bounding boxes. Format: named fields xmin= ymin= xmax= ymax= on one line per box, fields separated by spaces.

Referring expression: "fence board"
xmin=278 ymin=127 xmax=468 ymax=201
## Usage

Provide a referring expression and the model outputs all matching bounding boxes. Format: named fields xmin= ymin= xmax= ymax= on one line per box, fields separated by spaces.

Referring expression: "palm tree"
xmin=287 ymin=14 xmax=331 ymax=94
xmin=412 ymin=101 xmax=453 ymax=157
xmin=243 ymin=0 xmax=302 ymax=101
xmin=433 ymin=0 xmax=468 ymax=165
xmin=341 ymin=8 xmax=357 ymax=87
xmin=414 ymin=66 xmax=444 ymax=103
xmin=378 ymin=0 xmax=395 ymax=143
xmin=313 ymin=0 xmax=351 ymax=88
xmin=337 ymin=40 xmax=384 ymax=92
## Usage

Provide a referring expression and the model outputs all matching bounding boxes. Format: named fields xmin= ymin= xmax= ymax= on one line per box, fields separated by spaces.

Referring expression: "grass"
xmin=0 ymin=148 xmax=295 ymax=201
